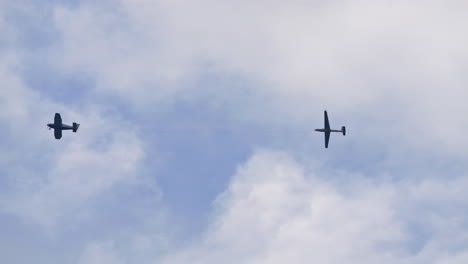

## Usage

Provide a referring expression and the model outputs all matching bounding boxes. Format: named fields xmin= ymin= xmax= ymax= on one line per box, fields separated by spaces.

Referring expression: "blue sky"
xmin=1 ymin=1 xmax=468 ymax=263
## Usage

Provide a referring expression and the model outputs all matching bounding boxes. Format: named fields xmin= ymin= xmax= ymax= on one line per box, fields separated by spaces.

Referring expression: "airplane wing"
xmin=54 ymin=128 xmax=62 ymax=139
xmin=325 ymin=130 xmax=330 ymax=148
xmin=54 ymin=113 xmax=62 ymax=126
xmin=324 ymin=111 xmax=330 ymax=130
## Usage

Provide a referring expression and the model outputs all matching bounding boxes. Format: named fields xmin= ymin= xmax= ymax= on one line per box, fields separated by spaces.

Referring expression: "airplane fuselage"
xmin=315 ymin=128 xmax=342 ymax=133
xmin=47 ymin=123 xmax=74 ymax=130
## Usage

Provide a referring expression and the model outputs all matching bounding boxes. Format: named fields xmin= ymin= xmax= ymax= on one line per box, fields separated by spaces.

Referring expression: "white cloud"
xmin=1 ymin=106 xmax=145 ymax=232
xmin=52 ymin=0 xmax=468 ymax=157
xmin=3 ymin=126 xmax=144 ymax=231
xmin=0 ymin=21 xmax=148 ymax=232
xmin=161 ymin=150 xmax=468 ymax=264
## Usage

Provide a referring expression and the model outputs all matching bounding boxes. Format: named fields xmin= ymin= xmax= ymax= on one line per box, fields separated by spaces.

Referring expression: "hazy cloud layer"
xmin=54 ymin=0 xmax=468 ymax=155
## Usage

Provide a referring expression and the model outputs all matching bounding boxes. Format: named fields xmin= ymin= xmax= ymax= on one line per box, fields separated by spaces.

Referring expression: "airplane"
xmin=315 ymin=111 xmax=345 ymax=148
xmin=47 ymin=113 xmax=80 ymax=139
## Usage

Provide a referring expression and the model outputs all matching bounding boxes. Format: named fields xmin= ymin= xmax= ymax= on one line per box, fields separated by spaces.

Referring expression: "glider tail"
xmin=73 ymin=123 xmax=80 ymax=133
xmin=342 ymin=126 xmax=346 ymax=136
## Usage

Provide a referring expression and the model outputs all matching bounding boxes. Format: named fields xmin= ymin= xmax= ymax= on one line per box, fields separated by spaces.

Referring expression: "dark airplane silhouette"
xmin=315 ymin=111 xmax=345 ymax=148
xmin=47 ymin=113 xmax=79 ymax=139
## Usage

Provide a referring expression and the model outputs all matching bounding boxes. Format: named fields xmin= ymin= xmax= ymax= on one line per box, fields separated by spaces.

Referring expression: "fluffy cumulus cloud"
xmin=161 ymin=151 xmax=468 ymax=264
xmin=1 ymin=0 xmax=468 ymax=263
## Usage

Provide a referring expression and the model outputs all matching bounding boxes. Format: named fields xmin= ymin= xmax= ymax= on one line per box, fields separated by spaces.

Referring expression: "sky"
xmin=1 ymin=0 xmax=468 ymax=263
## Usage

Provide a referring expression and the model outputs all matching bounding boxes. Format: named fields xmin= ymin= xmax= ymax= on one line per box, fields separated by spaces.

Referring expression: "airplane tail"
xmin=342 ymin=126 xmax=346 ymax=136
xmin=73 ymin=123 xmax=80 ymax=132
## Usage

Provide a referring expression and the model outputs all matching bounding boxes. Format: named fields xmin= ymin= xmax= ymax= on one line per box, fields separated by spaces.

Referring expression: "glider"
xmin=315 ymin=111 xmax=345 ymax=148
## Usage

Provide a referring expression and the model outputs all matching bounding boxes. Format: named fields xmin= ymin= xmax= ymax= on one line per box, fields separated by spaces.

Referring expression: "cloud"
xmin=3 ymin=124 xmax=145 ymax=231
xmin=1 ymin=1 xmax=468 ymax=263
xmin=161 ymin=150 xmax=468 ymax=264
xmin=0 ymin=9 xmax=148 ymax=232
xmin=52 ymin=0 xmax=468 ymax=158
